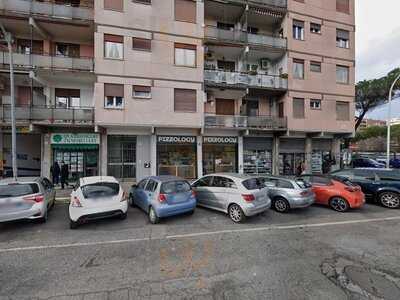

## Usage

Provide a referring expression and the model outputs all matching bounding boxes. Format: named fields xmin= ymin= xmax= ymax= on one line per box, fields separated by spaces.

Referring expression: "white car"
xmin=69 ymin=176 xmax=128 ymax=229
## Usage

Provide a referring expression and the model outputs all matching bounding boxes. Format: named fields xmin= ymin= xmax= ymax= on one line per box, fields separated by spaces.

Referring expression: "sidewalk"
xmin=54 ymin=186 xmax=73 ymax=202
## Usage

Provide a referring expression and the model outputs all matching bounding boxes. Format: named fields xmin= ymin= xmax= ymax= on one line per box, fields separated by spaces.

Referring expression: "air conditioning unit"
xmin=260 ymin=58 xmax=271 ymax=70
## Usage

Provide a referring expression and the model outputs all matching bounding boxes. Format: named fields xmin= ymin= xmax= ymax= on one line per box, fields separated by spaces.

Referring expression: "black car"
xmin=330 ymin=168 xmax=400 ymax=209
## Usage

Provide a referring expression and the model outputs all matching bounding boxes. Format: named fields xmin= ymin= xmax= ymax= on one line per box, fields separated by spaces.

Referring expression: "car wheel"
xmin=120 ymin=212 xmax=127 ymax=220
xmin=379 ymin=192 xmax=400 ymax=209
xmin=273 ymin=197 xmax=290 ymax=213
xmin=148 ymin=206 xmax=159 ymax=224
xmin=329 ymin=197 xmax=349 ymax=212
xmin=228 ymin=204 xmax=245 ymax=223
xmin=69 ymin=219 xmax=79 ymax=229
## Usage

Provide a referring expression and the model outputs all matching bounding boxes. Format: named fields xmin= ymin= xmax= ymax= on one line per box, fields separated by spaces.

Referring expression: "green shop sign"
xmin=51 ymin=133 xmax=100 ymax=145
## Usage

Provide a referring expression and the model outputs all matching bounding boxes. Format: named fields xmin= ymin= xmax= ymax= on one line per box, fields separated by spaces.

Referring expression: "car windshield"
xmin=0 ymin=183 xmax=39 ymax=198
xmin=242 ymin=178 xmax=265 ymax=190
xmin=295 ymin=179 xmax=312 ymax=189
xmin=161 ymin=181 xmax=191 ymax=194
xmin=81 ymin=182 xmax=120 ymax=199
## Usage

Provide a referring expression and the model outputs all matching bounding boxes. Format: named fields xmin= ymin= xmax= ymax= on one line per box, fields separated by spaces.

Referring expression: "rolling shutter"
xmin=174 ymin=89 xmax=196 ymax=112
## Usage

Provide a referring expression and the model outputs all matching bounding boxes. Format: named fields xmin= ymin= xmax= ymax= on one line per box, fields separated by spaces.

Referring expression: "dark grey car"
xmin=256 ymin=176 xmax=315 ymax=213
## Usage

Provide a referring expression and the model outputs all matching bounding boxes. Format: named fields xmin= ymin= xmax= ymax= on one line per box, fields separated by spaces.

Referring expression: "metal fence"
xmin=204 ymin=114 xmax=287 ymax=130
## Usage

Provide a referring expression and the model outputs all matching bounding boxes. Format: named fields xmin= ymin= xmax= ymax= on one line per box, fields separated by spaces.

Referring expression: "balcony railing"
xmin=205 ymin=26 xmax=287 ymax=49
xmin=205 ymin=114 xmax=287 ymax=130
xmin=0 ymin=0 xmax=94 ymax=21
xmin=204 ymin=70 xmax=288 ymax=90
xmin=0 ymin=104 xmax=94 ymax=125
xmin=228 ymin=0 xmax=287 ymax=8
xmin=0 ymin=51 xmax=94 ymax=72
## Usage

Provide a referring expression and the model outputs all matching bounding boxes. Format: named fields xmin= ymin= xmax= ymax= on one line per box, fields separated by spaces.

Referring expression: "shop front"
xmin=279 ymin=138 xmax=305 ymax=176
xmin=203 ymin=136 xmax=238 ymax=175
xmin=157 ymin=135 xmax=197 ymax=179
xmin=313 ymin=139 xmax=334 ymax=174
xmin=51 ymin=133 xmax=99 ymax=181
xmin=243 ymin=137 xmax=273 ymax=175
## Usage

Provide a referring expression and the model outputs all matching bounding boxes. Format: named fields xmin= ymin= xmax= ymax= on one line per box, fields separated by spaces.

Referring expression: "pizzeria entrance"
xmin=203 ymin=136 xmax=238 ymax=175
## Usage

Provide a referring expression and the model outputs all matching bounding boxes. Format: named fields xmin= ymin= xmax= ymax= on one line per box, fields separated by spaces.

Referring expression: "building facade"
xmin=0 ymin=0 xmax=355 ymax=181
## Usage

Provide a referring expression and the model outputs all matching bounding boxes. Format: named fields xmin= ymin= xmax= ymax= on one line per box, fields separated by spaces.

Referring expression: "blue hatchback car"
xmin=128 ymin=176 xmax=196 ymax=224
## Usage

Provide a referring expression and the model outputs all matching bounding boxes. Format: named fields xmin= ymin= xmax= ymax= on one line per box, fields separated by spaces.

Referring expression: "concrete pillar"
xmin=305 ymin=136 xmax=312 ymax=174
xmin=197 ymin=135 xmax=203 ymax=178
xmin=238 ymin=136 xmax=244 ymax=174
xmin=41 ymin=133 xmax=51 ymax=178
xmin=331 ymin=138 xmax=341 ymax=171
xmin=100 ymin=133 xmax=107 ymax=176
xmin=150 ymin=134 xmax=157 ymax=176
xmin=272 ymin=135 xmax=280 ymax=175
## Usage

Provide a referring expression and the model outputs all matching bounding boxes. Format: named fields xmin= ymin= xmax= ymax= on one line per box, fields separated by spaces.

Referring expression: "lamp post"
xmin=0 ymin=23 xmax=17 ymax=180
xmin=386 ymin=72 xmax=400 ymax=169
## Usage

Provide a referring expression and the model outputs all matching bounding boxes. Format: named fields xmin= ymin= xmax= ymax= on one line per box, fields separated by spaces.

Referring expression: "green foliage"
xmin=354 ymin=124 xmax=400 ymax=142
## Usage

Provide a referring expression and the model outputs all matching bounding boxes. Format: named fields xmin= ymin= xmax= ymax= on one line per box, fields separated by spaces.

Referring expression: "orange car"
xmin=299 ymin=175 xmax=365 ymax=212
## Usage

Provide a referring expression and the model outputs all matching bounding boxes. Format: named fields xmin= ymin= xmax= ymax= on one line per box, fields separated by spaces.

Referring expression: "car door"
xmin=192 ymin=176 xmax=214 ymax=206
xmin=307 ymin=176 xmax=333 ymax=205
xmin=260 ymin=177 xmax=279 ymax=199
xmin=133 ymin=179 xmax=148 ymax=210
xmin=144 ymin=179 xmax=158 ymax=212
xmin=209 ymin=176 xmax=229 ymax=210
xmin=351 ymin=169 xmax=376 ymax=199
xmin=40 ymin=179 xmax=52 ymax=207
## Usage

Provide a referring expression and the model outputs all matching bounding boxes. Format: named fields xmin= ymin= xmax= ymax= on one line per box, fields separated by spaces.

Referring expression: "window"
xmin=0 ymin=183 xmax=39 ymax=198
xmin=336 ymin=65 xmax=349 ymax=84
xmin=132 ymin=37 xmax=151 ymax=51
xmin=133 ymin=85 xmax=151 ymax=99
xmin=337 ymin=0 xmax=350 ymax=14
xmin=175 ymin=43 xmax=196 ymax=67
xmin=310 ymin=23 xmax=321 ymax=34
xmin=293 ymin=59 xmax=304 ymax=79
xmin=277 ymin=180 xmax=294 ymax=189
xmin=310 ymin=99 xmax=321 ymax=110
xmin=137 ymin=179 xmax=148 ymax=189
xmin=161 ymin=181 xmax=191 ymax=194
xmin=242 ymin=178 xmax=264 ymax=190
xmin=310 ymin=61 xmax=321 ymax=72
xmin=82 ymin=183 xmax=120 ymax=199
xmin=133 ymin=0 xmax=151 ymax=4
xmin=145 ymin=179 xmax=158 ymax=192
xmin=247 ymin=26 xmax=259 ymax=34
xmin=193 ymin=176 xmax=212 ymax=187
xmin=174 ymin=88 xmax=197 ymax=112
xmin=293 ymin=20 xmax=304 ymax=40
xmin=55 ymin=43 xmax=80 ymax=57
xmin=217 ymin=22 xmax=234 ymax=31
xmin=293 ymin=98 xmax=305 ymax=119
xmin=16 ymin=39 xmax=43 ymax=55
xmin=336 ymin=29 xmax=350 ymax=48
xmin=212 ymin=176 xmax=235 ymax=188
xmin=104 ymin=83 xmax=124 ymax=109
xmin=175 ymin=0 xmax=196 ymax=23
xmin=55 ymin=89 xmax=80 ymax=108
xmin=104 ymin=34 xmax=123 ymax=59
xmin=104 ymin=0 xmax=123 ymax=11
xmin=336 ymin=101 xmax=350 ymax=121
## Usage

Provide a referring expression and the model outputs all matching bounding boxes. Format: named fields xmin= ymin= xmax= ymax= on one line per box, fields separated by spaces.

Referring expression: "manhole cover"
xmin=344 ymin=265 xmax=400 ymax=300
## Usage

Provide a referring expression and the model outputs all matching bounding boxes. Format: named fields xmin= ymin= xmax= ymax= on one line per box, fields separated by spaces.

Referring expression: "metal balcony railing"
xmin=0 ymin=51 xmax=94 ymax=72
xmin=205 ymin=114 xmax=287 ymax=130
xmin=204 ymin=70 xmax=288 ymax=90
xmin=227 ymin=0 xmax=287 ymax=9
xmin=0 ymin=0 xmax=94 ymax=21
xmin=0 ymin=104 xmax=94 ymax=124
xmin=205 ymin=26 xmax=287 ymax=49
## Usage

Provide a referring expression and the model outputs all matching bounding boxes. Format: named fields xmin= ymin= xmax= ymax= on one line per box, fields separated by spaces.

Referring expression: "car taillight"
xmin=159 ymin=194 xmax=167 ymax=203
xmin=191 ymin=190 xmax=196 ymax=197
xmin=23 ymin=194 xmax=44 ymax=203
xmin=71 ymin=196 xmax=83 ymax=207
xmin=242 ymin=194 xmax=255 ymax=202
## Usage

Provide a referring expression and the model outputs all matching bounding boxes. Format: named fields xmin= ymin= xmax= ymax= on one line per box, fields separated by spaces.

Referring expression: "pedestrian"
xmin=60 ymin=161 xmax=69 ymax=189
xmin=51 ymin=161 xmax=60 ymax=185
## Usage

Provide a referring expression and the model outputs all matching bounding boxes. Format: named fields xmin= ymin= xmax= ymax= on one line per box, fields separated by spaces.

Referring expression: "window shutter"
xmin=293 ymin=20 xmax=304 ymax=27
xmin=293 ymin=98 xmax=305 ymax=118
xmin=174 ymin=89 xmax=197 ymax=112
xmin=336 ymin=0 xmax=349 ymax=13
xmin=133 ymin=85 xmax=151 ymax=93
xmin=55 ymin=89 xmax=80 ymax=97
xmin=104 ymin=0 xmax=123 ymax=11
xmin=336 ymin=101 xmax=350 ymax=120
xmin=105 ymin=84 xmax=124 ymax=97
xmin=175 ymin=0 xmax=197 ymax=23
xmin=132 ymin=38 xmax=151 ymax=50
xmin=104 ymin=34 xmax=123 ymax=43
xmin=336 ymin=29 xmax=349 ymax=39
xmin=175 ymin=43 xmax=197 ymax=50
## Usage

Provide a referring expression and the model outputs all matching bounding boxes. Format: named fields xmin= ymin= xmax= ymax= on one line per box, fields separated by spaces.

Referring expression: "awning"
xmin=52 ymin=144 xmax=98 ymax=151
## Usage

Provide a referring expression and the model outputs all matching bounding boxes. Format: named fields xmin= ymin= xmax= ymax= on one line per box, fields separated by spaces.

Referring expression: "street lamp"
xmin=0 ymin=22 xmax=17 ymax=180
xmin=386 ymin=72 xmax=400 ymax=169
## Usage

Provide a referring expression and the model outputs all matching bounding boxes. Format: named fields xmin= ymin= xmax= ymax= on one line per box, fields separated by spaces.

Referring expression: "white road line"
xmin=1 ymin=216 xmax=400 ymax=253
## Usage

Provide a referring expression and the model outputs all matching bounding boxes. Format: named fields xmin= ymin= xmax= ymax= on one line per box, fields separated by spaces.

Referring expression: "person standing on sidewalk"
xmin=51 ymin=161 xmax=60 ymax=185
xmin=60 ymin=161 xmax=69 ymax=189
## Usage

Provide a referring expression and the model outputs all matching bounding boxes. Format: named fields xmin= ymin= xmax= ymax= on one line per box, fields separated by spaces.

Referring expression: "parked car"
xmin=256 ymin=176 xmax=315 ymax=213
xmin=69 ymin=176 xmax=127 ymax=229
xmin=331 ymin=168 xmax=400 ymax=209
xmin=129 ymin=176 xmax=196 ymax=224
xmin=0 ymin=177 xmax=55 ymax=223
xmin=298 ymin=175 xmax=365 ymax=212
xmin=352 ymin=157 xmax=385 ymax=168
xmin=375 ymin=158 xmax=400 ymax=169
xmin=191 ymin=173 xmax=271 ymax=223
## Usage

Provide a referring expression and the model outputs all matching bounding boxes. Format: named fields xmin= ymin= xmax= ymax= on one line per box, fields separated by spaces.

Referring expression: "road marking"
xmin=1 ymin=215 xmax=400 ymax=253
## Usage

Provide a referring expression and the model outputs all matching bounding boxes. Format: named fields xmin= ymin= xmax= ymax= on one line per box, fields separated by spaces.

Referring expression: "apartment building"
xmin=0 ymin=0 xmax=355 ymax=181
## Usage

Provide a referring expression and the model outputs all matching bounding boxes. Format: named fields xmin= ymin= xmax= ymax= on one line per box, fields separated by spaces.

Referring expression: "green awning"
xmin=52 ymin=144 xmax=98 ymax=151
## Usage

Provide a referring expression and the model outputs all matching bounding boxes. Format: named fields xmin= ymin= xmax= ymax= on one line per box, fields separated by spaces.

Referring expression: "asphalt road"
xmin=1 ymin=201 xmax=400 ymax=300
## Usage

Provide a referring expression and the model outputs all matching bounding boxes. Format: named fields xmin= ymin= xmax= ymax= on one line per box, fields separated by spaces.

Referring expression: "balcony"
xmin=0 ymin=105 xmax=94 ymax=125
xmin=204 ymin=70 xmax=288 ymax=90
xmin=205 ymin=26 xmax=287 ymax=49
xmin=0 ymin=0 xmax=94 ymax=21
xmin=205 ymin=114 xmax=287 ymax=130
xmin=0 ymin=51 xmax=94 ymax=72
xmin=221 ymin=0 xmax=287 ymax=9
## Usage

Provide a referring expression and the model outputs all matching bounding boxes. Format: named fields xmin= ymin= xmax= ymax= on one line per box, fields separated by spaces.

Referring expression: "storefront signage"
xmin=51 ymin=133 xmax=100 ymax=145
xmin=203 ymin=136 xmax=238 ymax=144
xmin=2 ymin=126 xmax=31 ymax=133
xmin=157 ymin=136 xmax=196 ymax=144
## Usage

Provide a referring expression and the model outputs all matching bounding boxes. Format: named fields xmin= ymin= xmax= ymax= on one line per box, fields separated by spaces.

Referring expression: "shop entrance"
xmin=203 ymin=137 xmax=238 ymax=175
xmin=279 ymin=153 xmax=305 ymax=176
xmin=54 ymin=149 xmax=98 ymax=181
xmin=244 ymin=150 xmax=272 ymax=174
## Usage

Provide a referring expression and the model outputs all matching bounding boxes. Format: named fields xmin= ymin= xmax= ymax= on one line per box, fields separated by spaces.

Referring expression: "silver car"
xmin=192 ymin=173 xmax=271 ymax=223
xmin=0 ymin=177 xmax=56 ymax=223
xmin=257 ymin=176 xmax=315 ymax=213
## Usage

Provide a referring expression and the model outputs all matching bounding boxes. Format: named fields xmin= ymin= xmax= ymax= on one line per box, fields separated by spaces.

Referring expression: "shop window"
xmin=293 ymin=98 xmax=305 ymax=119
xmin=104 ymin=0 xmax=123 ymax=11
xmin=174 ymin=88 xmax=197 ymax=112
xmin=203 ymin=143 xmax=237 ymax=175
xmin=336 ymin=29 xmax=350 ymax=48
xmin=132 ymin=37 xmax=151 ymax=51
xmin=293 ymin=20 xmax=304 ymax=40
xmin=133 ymin=85 xmax=151 ymax=99
xmin=175 ymin=0 xmax=196 ymax=23
xmin=55 ymin=88 xmax=81 ymax=108
xmin=175 ymin=43 xmax=196 ymax=67
xmin=336 ymin=0 xmax=349 ymax=14
xmin=336 ymin=101 xmax=350 ymax=121
xmin=336 ymin=65 xmax=349 ymax=84
xmin=104 ymin=83 xmax=124 ymax=109
xmin=310 ymin=61 xmax=321 ymax=73
xmin=293 ymin=59 xmax=304 ymax=79
xmin=244 ymin=150 xmax=272 ymax=174
xmin=310 ymin=99 xmax=321 ymax=110
xmin=107 ymin=135 xmax=136 ymax=179
xmin=104 ymin=34 xmax=123 ymax=59
xmin=55 ymin=43 xmax=80 ymax=58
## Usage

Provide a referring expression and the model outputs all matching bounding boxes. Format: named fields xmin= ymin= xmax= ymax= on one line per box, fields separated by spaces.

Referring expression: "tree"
xmin=355 ymin=68 xmax=400 ymax=131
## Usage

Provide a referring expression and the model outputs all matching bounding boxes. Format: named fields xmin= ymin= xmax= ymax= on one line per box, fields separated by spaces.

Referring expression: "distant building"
xmin=358 ymin=118 xmax=386 ymax=129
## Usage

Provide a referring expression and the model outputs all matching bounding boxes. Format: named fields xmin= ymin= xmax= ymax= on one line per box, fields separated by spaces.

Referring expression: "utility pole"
xmin=386 ymin=72 xmax=400 ymax=169
xmin=0 ymin=22 xmax=17 ymax=180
